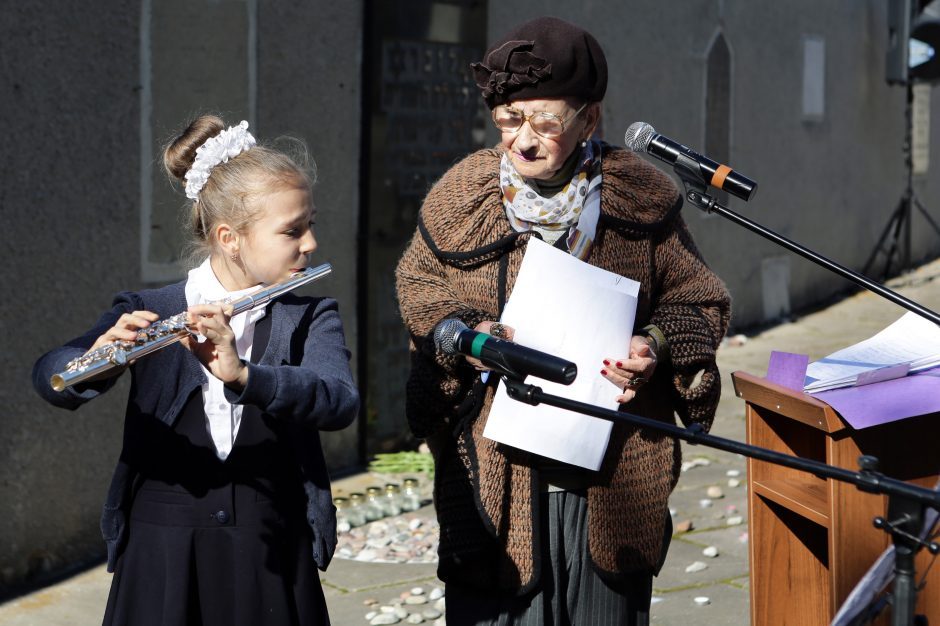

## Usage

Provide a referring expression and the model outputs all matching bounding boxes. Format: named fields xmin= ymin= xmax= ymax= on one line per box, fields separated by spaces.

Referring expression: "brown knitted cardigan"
xmin=395 ymin=144 xmax=731 ymax=594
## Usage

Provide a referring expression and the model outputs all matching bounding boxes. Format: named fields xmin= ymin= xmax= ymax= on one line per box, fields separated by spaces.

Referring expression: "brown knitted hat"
xmin=471 ymin=16 xmax=608 ymax=109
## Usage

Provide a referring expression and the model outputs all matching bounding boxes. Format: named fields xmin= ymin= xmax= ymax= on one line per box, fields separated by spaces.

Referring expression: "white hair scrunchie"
xmin=184 ymin=120 xmax=257 ymax=200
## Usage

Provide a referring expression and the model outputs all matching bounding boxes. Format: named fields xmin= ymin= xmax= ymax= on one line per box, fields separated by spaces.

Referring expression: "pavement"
xmin=2 ymin=257 xmax=940 ymax=625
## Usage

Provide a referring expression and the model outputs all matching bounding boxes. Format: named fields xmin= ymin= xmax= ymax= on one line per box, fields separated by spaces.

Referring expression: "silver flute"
xmin=50 ymin=263 xmax=332 ymax=392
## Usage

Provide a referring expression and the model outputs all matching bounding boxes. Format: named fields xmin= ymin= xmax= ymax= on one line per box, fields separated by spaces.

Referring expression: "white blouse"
xmin=184 ymin=258 xmax=266 ymax=460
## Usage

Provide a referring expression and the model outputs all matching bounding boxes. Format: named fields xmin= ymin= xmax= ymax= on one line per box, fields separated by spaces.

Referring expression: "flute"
xmin=50 ymin=263 xmax=332 ymax=392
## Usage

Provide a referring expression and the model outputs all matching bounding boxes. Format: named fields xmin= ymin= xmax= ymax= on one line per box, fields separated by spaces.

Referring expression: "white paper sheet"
xmin=804 ymin=311 xmax=940 ymax=392
xmin=482 ymin=238 xmax=640 ymax=470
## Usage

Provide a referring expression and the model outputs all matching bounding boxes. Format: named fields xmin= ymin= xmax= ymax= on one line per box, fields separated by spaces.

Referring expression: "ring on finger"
xmin=623 ymin=376 xmax=647 ymax=390
xmin=490 ymin=323 xmax=507 ymax=339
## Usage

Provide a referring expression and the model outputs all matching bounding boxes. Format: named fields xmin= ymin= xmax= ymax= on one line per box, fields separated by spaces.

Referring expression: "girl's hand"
xmin=181 ymin=303 xmax=248 ymax=389
xmin=88 ymin=310 xmax=161 ymax=353
xmin=601 ymin=335 xmax=658 ymax=404
xmin=465 ymin=320 xmax=516 ymax=371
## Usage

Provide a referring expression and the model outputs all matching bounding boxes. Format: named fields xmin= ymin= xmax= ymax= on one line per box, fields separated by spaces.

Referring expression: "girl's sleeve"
xmin=648 ymin=215 xmax=732 ymax=431
xmin=32 ymin=291 xmax=143 ymax=410
xmin=229 ymin=298 xmax=359 ymax=431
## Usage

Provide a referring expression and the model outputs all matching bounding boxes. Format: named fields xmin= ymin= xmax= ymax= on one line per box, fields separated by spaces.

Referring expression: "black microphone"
xmin=625 ymin=122 xmax=757 ymax=201
xmin=433 ymin=319 xmax=577 ymax=385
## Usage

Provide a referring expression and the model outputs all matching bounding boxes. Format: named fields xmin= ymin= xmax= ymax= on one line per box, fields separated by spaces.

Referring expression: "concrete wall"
xmin=0 ymin=0 xmax=362 ymax=592
xmin=488 ymin=1 xmax=940 ymax=328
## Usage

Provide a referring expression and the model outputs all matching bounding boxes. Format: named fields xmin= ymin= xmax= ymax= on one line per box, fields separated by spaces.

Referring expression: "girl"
xmin=32 ymin=115 xmax=359 ymax=625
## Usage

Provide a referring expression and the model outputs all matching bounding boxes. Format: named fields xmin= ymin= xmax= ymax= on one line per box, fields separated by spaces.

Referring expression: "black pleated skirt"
xmin=102 ymin=484 xmax=329 ymax=626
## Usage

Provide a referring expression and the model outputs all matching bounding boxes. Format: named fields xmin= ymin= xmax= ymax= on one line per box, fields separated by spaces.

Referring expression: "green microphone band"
xmin=470 ymin=332 xmax=488 ymax=359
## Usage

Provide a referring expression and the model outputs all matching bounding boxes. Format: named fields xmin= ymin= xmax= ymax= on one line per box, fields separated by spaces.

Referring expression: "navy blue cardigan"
xmin=32 ymin=280 xmax=360 ymax=571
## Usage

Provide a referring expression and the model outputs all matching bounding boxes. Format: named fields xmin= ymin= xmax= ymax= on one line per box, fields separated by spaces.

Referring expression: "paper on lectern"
xmin=804 ymin=312 xmax=940 ymax=393
xmin=481 ymin=238 xmax=640 ymax=470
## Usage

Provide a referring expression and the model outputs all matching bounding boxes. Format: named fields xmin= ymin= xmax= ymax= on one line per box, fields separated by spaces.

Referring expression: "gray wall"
xmin=489 ymin=1 xmax=940 ymax=328
xmin=1 ymin=0 xmax=362 ymax=591
xmin=4 ymin=0 xmax=940 ymax=594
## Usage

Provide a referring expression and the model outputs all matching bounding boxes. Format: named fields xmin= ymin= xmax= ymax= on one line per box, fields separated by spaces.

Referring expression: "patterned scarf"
xmin=499 ymin=139 xmax=603 ymax=260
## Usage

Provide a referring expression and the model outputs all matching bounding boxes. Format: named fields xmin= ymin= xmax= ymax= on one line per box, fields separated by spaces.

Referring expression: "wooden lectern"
xmin=732 ymin=371 xmax=940 ymax=626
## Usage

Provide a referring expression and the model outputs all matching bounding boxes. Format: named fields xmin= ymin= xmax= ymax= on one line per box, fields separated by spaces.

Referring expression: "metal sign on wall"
xmin=381 ymin=40 xmax=483 ymax=198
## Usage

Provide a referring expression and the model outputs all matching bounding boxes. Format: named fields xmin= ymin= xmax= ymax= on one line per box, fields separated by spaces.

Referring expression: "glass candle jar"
xmin=333 ymin=496 xmax=351 ymax=532
xmin=401 ymin=477 xmax=421 ymax=512
xmin=384 ymin=483 xmax=403 ymax=517
xmin=365 ymin=486 xmax=385 ymax=521
xmin=347 ymin=492 xmax=367 ymax=527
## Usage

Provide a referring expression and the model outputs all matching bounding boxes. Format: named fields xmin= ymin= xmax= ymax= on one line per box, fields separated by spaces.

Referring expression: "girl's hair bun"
xmin=163 ymin=115 xmax=226 ymax=181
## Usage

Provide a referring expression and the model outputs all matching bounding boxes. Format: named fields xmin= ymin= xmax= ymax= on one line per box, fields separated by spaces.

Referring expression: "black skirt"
xmin=104 ymin=315 xmax=330 ymax=626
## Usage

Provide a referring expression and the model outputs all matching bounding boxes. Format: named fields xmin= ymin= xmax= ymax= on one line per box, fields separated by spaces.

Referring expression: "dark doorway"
xmin=359 ymin=1 xmax=488 ymax=456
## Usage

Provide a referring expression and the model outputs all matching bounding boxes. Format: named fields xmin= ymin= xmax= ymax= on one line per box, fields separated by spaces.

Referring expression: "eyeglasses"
xmin=491 ymin=103 xmax=588 ymax=138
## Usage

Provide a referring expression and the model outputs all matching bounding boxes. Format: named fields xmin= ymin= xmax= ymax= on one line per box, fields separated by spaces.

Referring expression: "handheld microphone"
xmin=624 ymin=122 xmax=757 ymax=201
xmin=433 ymin=319 xmax=577 ymax=385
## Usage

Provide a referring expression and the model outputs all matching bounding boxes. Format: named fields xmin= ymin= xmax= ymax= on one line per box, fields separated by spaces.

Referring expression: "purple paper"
xmin=813 ymin=368 xmax=940 ymax=429
xmin=766 ymin=351 xmax=809 ymax=391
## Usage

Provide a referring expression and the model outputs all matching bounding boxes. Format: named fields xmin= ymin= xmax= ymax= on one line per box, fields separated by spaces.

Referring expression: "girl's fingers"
xmin=90 ymin=310 xmax=162 ymax=351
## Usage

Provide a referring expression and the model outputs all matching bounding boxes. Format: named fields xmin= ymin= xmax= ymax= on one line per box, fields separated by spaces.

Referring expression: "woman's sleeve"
xmin=229 ymin=298 xmax=360 ymax=431
xmin=649 ymin=215 xmax=732 ymax=431
xmin=31 ymin=292 xmax=142 ymax=410
xmin=395 ymin=227 xmax=490 ymax=439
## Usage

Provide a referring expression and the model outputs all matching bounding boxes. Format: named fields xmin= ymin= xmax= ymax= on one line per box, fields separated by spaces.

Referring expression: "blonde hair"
xmin=163 ymin=115 xmax=315 ymax=265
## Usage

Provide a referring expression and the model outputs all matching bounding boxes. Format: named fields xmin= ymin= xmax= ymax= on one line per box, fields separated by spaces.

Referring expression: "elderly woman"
xmin=396 ymin=16 xmax=731 ymax=626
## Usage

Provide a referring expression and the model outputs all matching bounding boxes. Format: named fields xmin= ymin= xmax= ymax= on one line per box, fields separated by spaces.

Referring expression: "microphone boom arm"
xmin=673 ymin=162 xmax=940 ymax=327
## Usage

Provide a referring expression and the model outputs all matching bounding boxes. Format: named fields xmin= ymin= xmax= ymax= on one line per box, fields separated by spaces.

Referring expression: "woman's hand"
xmin=601 ymin=334 xmax=658 ymax=404
xmin=465 ymin=320 xmax=516 ymax=370
xmin=181 ymin=303 xmax=248 ymax=390
xmin=88 ymin=310 xmax=161 ymax=353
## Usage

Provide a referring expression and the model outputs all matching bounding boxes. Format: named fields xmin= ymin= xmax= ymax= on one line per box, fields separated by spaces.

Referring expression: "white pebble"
xmin=380 ymin=605 xmax=397 ymax=613
xmin=685 ymin=561 xmax=708 ymax=573
xmin=650 ymin=596 xmax=663 ymax=604
xmin=406 ymin=615 xmax=425 ymax=624
xmin=394 ymin=607 xmax=409 ymax=619
xmin=405 ymin=596 xmax=428 ymax=605
xmin=366 ymin=611 xmax=378 ymax=620
xmin=698 ymin=498 xmax=713 ymax=508
xmin=726 ymin=469 xmax=741 ymax=477
xmin=370 ymin=614 xmax=401 ymax=625
xmin=702 ymin=546 xmax=719 ymax=558
xmin=355 ymin=549 xmax=379 ymax=562
xmin=367 ymin=536 xmax=392 ymax=548
xmin=422 ymin=608 xmax=442 ymax=619
xmin=706 ymin=486 xmax=724 ymax=499
xmin=669 ymin=508 xmax=677 ymax=517
xmin=410 ymin=587 xmax=425 ymax=595
xmin=694 ymin=596 xmax=711 ymax=606
xmin=727 ymin=515 xmax=744 ymax=526
xmin=727 ymin=478 xmax=741 ymax=488
xmin=408 ymin=518 xmax=424 ymax=530
xmin=428 ymin=587 xmax=444 ymax=601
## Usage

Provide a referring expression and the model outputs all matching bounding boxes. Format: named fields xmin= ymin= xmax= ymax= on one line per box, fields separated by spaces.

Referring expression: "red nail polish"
xmin=603 ymin=359 xmax=610 ymax=366
xmin=601 ymin=369 xmax=608 ymax=376
xmin=616 ymin=361 xmax=623 ymax=368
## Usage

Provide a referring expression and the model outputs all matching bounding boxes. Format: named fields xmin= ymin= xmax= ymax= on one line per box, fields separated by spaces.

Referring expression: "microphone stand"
xmin=668 ymin=157 xmax=940 ymax=625
xmin=498 ymin=375 xmax=940 ymax=626
xmin=671 ymin=154 xmax=940 ymax=327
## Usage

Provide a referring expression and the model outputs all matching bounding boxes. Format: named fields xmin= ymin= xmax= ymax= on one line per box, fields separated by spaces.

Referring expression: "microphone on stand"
xmin=625 ymin=121 xmax=758 ymax=201
xmin=433 ymin=319 xmax=577 ymax=385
